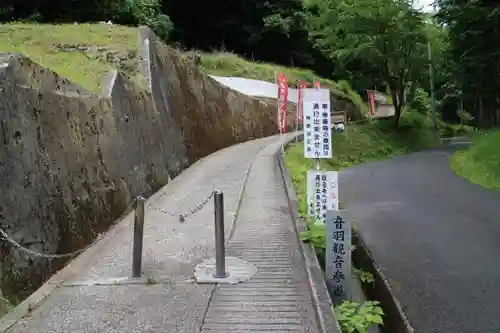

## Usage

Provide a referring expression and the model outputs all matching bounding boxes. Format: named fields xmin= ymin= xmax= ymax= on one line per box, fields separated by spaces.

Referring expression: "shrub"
xmin=409 ymin=87 xmax=431 ymax=115
xmin=335 ymin=300 xmax=384 ymax=333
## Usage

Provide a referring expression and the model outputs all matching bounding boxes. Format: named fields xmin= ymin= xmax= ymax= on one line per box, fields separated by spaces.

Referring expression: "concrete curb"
xmin=277 ymin=133 xmax=342 ymax=333
xmin=279 ymin=133 xmax=414 ymax=333
xmin=352 ymin=231 xmax=415 ymax=333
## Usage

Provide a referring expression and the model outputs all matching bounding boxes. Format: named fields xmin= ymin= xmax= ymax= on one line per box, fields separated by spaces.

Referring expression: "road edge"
xmin=352 ymin=230 xmax=415 ymax=333
xmin=278 ymin=133 xmax=342 ymax=333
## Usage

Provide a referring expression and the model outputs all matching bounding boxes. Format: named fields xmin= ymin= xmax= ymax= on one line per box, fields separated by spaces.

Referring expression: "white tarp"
xmin=209 ymin=75 xmax=299 ymax=103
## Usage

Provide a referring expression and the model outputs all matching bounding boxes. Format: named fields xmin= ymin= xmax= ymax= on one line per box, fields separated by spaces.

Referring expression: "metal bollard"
xmin=132 ymin=197 xmax=146 ymax=278
xmin=213 ymin=191 xmax=228 ymax=278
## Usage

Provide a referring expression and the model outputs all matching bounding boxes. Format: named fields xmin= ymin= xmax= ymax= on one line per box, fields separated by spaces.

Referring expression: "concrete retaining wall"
xmin=0 ymin=27 xmax=288 ymax=300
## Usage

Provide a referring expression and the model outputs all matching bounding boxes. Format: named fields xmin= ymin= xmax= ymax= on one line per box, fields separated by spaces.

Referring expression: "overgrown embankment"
xmin=450 ymin=130 xmax=500 ymax=190
xmin=0 ymin=23 xmax=144 ymax=92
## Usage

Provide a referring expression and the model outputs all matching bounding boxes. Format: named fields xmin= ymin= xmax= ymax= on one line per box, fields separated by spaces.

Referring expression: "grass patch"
xmin=0 ymin=23 xmax=141 ymax=93
xmin=198 ymin=51 xmax=368 ymax=115
xmin=450 ymin=130 xmax=500 ymax=190
xmin=286 ymin=111 xmax=440 ymax=218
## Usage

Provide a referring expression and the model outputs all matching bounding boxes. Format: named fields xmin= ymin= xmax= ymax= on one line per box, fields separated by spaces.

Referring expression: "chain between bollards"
xmin=132 ymin=196 xmax=146 ymax=278
xmin=213 ymin=191 xmax=228 ymax=278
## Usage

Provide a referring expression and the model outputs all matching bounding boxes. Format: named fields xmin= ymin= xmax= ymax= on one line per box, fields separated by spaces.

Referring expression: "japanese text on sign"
xmin=307 ymin=171 xmax=339 ymax=224
xmin=325 ymin=210 xmax=351 ymax=298
xmin=302 ymin=88 xmax=332 ymax=159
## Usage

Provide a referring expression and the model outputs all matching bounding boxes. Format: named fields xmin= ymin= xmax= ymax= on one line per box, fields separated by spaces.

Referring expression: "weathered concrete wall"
xmin=0 ymin=28 xmax=288 ymax=301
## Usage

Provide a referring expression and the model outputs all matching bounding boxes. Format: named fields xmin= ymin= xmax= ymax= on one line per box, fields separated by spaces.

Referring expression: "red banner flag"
xmin=368 ymin=91 xmax=376 ymax=115
xmin=276 ymin=73 xmax=288 ymax=133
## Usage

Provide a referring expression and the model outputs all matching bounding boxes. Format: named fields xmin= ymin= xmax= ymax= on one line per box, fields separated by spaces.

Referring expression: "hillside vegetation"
xmin=199 ymin=52 xmax=367 ymax=115
xmin=3 ymin=0 xmax=500 ymax=129
xmin=0 ymin=23 xmax=142 ymax=93
xmin=0 ymin=23 xmax=365 ymax=117
xmin=285 ymin=112 xmax=440 ymax=218
xmin=450 ymin=131 xmax=500 ymax=190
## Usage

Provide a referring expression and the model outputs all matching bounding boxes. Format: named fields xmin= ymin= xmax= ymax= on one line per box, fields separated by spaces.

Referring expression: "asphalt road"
xmin=341 ymin=141 xmax=500 ymax=333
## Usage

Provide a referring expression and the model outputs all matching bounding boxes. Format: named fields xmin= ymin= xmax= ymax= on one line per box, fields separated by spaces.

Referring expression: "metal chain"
xmin=0 ymin=198 xmax=137 ymax=259
xmin=148 ymin=190 xmax=216 ymax=222
xmin=1 ymin=190 xmax=218 ymax=258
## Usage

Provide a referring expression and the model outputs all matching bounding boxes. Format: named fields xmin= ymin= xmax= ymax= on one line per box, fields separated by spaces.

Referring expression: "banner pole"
xmin=295 ymin=79 xmax=299 ymax=142
xmin=314 ymin=79 xmax=320 ymax=171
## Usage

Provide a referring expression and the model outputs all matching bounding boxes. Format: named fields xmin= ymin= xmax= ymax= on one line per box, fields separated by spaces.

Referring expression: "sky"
xmin=414 ymin=0 xmax=436 ymax=12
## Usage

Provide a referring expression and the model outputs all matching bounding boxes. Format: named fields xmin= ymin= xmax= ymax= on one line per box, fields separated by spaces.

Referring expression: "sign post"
xmin=307 ymin=170 xmax=339 ymax=224
xmin=303 ymin=87 xmax=332 ymax=224
xmin=301 ymin=81 xmax=352 ymax=301
xmin=326 ymin=210 xmax=352 ymax=301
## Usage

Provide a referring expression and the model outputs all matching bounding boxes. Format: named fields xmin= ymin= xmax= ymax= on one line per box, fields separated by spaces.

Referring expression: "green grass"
xmin=286 ymin=112 xmax=440 ymax=217
xmin=450 ymin=130 xmax=500 ymax=190
xmin=198 ymin=51 xmax=368 ymax=116
xmin=0 ymin=23 xmax=140 ymax=93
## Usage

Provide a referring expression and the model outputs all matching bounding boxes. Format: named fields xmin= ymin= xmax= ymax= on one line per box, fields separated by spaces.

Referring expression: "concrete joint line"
xmin=198 ymin=139 xmax=272 ymax=331
xmin=58 ymin=276 xmax=195 ymax=287
xmin=225 ymin=140 xmax=270 ymax=243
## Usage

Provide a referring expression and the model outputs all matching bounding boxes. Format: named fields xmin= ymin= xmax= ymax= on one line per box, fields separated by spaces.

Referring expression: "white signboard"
xmin=303 ymin=89 xmax=332 ymax=159
xmin=326 ymin=210 xmax=351 ymax=298
xmin=307 ymin=170 xmax=339 ymax=224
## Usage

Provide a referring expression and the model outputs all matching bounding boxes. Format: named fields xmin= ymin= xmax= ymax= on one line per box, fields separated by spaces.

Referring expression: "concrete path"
xmin=202 ymin=139 xmax=318 ymax=333
xmin=1 ymin=134 xmax=329 ymax=333
xmin=341 ymin=142 xmax=500 ymax=333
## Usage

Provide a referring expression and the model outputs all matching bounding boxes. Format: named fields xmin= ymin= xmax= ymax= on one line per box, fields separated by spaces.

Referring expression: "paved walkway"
xmin=1 ymin=134 xmax=330 ymax=333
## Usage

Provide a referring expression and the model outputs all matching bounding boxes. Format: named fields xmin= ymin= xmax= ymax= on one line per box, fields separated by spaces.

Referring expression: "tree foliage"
xmin=437 ymin=0 xmax=500 ymax=127
xmin=0 ymin=0 xmax=173 ymax=40
xmin=161 ymin=0 xmax=334 ymax=75
xmin=307 ymin=0 xmax=429 ymax=126
xmin=2 ymin=0 xmax=499 ymax=128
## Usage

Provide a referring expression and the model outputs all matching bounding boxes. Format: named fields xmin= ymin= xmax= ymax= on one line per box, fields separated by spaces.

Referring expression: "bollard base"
xmin=194 ymin=256 xmax=257 ymax=285
xmin=213 ymin=272 xmax=229 ymax=279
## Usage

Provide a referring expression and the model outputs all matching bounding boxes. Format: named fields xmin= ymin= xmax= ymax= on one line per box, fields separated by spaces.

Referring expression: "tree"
xmin=160 ymin=0 xmax=335 ymax=76
xmin=0 ymin=0 xmax=173 ymax=41
xmin=307 ymin=0 xmax=428 ymax=127
xmin=436 ymin=0 xmax=500 ymax=128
